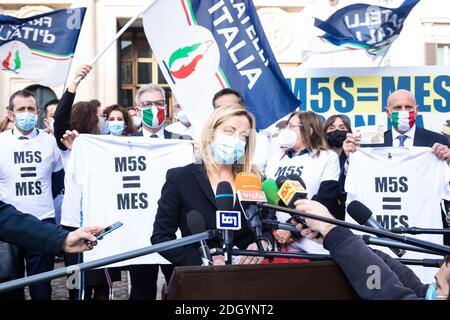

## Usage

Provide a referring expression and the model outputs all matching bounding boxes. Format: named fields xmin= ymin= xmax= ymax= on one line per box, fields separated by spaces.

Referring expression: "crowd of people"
xmin=1 ymin=63 xmax=450 ymax=300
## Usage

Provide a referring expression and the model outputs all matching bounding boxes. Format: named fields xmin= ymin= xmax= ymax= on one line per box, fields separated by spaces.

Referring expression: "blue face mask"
xmin=15 ymin=112 xmax=37 ymax=131
xmin=109 ymin=120 xmax=125 ymax=136
xmin=211 ymin=132 xmax=246 ymax=165
xmin=425 ymin=282 xmax=438 ymax=300
xmin=98 ymin=116 xmax=110 ymax=135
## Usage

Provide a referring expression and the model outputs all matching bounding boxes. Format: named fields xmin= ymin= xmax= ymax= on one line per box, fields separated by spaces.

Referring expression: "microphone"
xmin=215 ymin=181 xmax=240 ymax=265
xmin=262 ymin=219 xmax=301 ymax=237
xmin=261 ymin=178 xmax=280 ymax=206
xmin=235 ymin=172 xmax=267 ymax=252
xmin=186 ymin=210 xmax=213 ymax=266
xmin=390 ymin=227 xmax=450 ymax=235
xmin=278 ymin=179 xmax=308 ymax=208
xmin=361 ymin=235 xmax=443 ymax=255
xmin=262 ymin=177 xmax=306 ymax=224
xmin=347 ymin=201 xmax=406 ymax=258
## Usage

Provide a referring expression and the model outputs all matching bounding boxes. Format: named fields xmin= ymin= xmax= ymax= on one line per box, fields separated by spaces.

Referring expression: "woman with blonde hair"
xmin=152 ymin=104 xmax=273 ymax=266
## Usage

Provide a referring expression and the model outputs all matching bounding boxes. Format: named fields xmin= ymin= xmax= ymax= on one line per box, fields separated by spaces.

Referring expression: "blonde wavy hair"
xmin=199 ymin=104 xmax=258 ymax=177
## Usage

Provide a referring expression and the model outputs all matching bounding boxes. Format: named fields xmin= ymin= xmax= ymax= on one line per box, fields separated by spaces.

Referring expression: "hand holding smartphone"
xmin=85 ymin=221 xmax=123 ymax=245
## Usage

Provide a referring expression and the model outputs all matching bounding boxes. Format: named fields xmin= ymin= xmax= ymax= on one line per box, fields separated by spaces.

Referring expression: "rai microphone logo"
xmin=216 ymin=210 xmax=241 ymax=230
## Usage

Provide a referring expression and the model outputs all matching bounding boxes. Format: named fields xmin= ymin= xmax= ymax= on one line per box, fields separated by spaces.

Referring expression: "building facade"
xmin=1 ymin=0 xmax=449 ymax=121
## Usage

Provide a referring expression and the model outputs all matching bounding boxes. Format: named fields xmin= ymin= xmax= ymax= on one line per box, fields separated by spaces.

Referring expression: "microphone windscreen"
xmin=347 ymin=200 xmax=372 ymax=225
xmin=216 ymin=181 xmax=234 ymax=211
xmin=187 ymin=210 xmax=206 ymax=235
xmin=261 ymin=179 xmax=280 ymax=205
xmin=275 ymin=175 xmax=287 ymax=188
xmin=236 ymin=172 xmax=262 ymax=191
xmin=286 ymin=174 xmax=307 ymax=190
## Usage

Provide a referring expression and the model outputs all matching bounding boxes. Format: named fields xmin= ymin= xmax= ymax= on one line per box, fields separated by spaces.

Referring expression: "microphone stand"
xmin=390 ymin=227 xmax=450 ymax=235
xmin=259 ymin=203 xmax=450 ymax=255
xmin=0 ymin=231 xmax=218 ymax=293
xmin=211 ymin=248 xmax=443 ymax=268
xmin=223 ymin=230 xmax=234 ymax=265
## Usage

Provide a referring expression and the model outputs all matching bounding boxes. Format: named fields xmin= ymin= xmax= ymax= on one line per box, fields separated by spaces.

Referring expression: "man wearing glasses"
xmin=132 ymin=83 xmax=190 ymax=140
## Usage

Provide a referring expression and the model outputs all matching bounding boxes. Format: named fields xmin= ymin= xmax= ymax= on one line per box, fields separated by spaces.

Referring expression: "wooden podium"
xmin=164 ymin=261 xmax=359 ymax=300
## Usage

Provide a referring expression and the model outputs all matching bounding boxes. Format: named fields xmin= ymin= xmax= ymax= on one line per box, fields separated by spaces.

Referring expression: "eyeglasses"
xmin=140 ymin=100 xmax=166 ymax=109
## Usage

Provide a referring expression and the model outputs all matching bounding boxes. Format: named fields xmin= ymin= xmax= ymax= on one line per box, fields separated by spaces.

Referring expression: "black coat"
xmin=0 ymin=200 xmax=68 ymax=255
xmin=131 ymin=128 xmax=192 ymax=140
xmin=151 ymin=163 xmax=273 ymax=266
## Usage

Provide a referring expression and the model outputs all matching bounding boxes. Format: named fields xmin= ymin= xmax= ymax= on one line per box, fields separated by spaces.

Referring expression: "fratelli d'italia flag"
xmin=143 ymin=0 xmax=300 ymax=130
xmin=0 ymin=8 xmax=86 ymax=87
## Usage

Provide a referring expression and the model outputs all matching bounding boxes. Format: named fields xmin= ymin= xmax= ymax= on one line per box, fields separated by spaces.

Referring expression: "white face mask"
xmin=277 ymin=128 xmax=297 ymax=149
xmin=132 ymin=115 xmax=142 ymax=128
xmin=176 ymin=110 xmax=190 ymax=124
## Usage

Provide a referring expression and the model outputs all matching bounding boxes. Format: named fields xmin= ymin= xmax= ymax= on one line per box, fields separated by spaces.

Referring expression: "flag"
xmin=0 ymin=8 xmax=86 ymax=86
xmin=143 ymin=0 xmax=300 ymax=131
xmin=308 ymin=0 xmax=420 ymax=60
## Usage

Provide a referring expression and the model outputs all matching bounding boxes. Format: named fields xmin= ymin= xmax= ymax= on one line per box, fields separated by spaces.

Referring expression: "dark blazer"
xmin=362 ymin=127 xmax=450 ymax=148
xmin=151 ymin=163 xmax=273 ymax=266
xmin=0 ymin=201 xmax=69 ymax=255
xmin=131 ymin=128 xmax=192 ymax=140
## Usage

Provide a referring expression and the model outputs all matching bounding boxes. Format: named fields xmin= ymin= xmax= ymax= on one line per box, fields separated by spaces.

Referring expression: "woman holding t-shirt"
xmin=264 ymin=111 xmax=340 ymax=252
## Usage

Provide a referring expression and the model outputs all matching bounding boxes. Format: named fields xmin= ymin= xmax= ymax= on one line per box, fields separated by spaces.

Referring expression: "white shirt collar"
xmin=12 ymin=127 xmax=39 ymax=139
xmin=141 ymin=126 xmax=164 ymax=138
xmin=392 ymin=124 xmax=416 ymax=138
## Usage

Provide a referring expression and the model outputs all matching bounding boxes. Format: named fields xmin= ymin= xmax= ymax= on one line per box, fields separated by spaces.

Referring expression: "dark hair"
xmin=89 ymin=99 xmax=101 ymax=108
xmin=44 ymin=99 xmax=60 ymax=117
xmin=103 ymin=104 xmax=133 ymax=136
xmin=287 ymin=111 xmax=327 ymax=157
xmin=323 ymin=115 xmax=352 ymax=134
xmin=8 ymin=90 xmax=37 ymax=111
xmin=212 ymin=88 xmax=244 ymax=108
xmin=70 ymin=101 xmax=99 ymax=134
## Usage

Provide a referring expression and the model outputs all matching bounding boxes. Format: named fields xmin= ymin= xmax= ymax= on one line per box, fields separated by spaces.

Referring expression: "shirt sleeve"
xmin=320 ymin=151 xmax=340 ymax=182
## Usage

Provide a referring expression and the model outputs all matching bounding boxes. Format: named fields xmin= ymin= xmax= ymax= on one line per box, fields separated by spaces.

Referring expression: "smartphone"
xmin=85 ymin=221 xmax=123 ymax=245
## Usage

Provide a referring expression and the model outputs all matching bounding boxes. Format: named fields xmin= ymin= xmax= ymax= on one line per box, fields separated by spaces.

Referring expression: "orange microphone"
xmin=235 ymin=172 xmax=266 ymax=251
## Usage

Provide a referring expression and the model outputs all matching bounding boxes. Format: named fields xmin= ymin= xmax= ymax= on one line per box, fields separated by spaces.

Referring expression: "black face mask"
xmin=326 ymin=129 xmax=348 ymax=148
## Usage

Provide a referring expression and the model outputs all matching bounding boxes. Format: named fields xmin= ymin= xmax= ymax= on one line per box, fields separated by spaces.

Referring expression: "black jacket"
xmin=0 ymin=201 xmax=69 ymax=255
xmin=324 ymin=226 xmax=428 ymax=300
xmin=151 ymin=163 xmax=273 ymax=266
xmin=131 ymin=128 xmax=192 ymax=140
xmin=53 ymin=90 xmax=76 ymax=151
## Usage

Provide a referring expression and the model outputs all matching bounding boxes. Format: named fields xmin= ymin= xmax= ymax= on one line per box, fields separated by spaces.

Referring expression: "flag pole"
xmin=73 ymin=0 xmax=159 ymax=84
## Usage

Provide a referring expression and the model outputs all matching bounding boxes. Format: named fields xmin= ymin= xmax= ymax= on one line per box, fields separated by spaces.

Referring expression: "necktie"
xmin=150 ymin=134 xmax=158 ymax=138
xmin=397 ymin=135 xmax=407 ymax=147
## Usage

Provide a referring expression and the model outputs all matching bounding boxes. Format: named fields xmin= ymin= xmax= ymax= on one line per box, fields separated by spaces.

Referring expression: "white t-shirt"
xmin=65 ymin=134 xmax=193 ymax=266
xmin=0 ymin=128 xmax=62 ymax=220
xmin=265 ymin=148 xmax=339 ymax=254
xmin=265 ymin=148 xmax=340 ymax=199
xmin=345 ymin=147 xmax=450 ymax=283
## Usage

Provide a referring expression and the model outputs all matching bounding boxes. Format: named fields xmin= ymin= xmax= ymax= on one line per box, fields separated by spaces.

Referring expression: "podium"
xmin=164 ymin=261 xmax=359 ymax=300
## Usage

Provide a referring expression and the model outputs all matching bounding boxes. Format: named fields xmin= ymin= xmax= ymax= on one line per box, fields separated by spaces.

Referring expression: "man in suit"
xmin=343 ymin=89 xmax=450 ymax=243
xmin=132 ymin=84 xmax=191 ymax=140
xmin=128 ymin=83 xmax=187 ymax=300
xmin=343 ymin=89 xmax=450 ymax=156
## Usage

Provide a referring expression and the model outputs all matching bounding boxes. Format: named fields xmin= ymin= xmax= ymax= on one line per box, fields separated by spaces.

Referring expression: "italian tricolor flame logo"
xmin=168 ymin=40 xmax=213 ymax=79
xmin=2 ymin=43 xmax=21 ymax=73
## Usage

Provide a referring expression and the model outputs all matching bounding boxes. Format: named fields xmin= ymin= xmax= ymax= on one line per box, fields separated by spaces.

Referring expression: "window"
xmin=118 ymin=24 xmax=174 ymax=119
xmin=25 ymin=84 xmax=57 ymax=129
xmin=437 ymin=44 xmax=450 ymax=66
xmin=424 ymin=42 xmax=450 ymax=66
